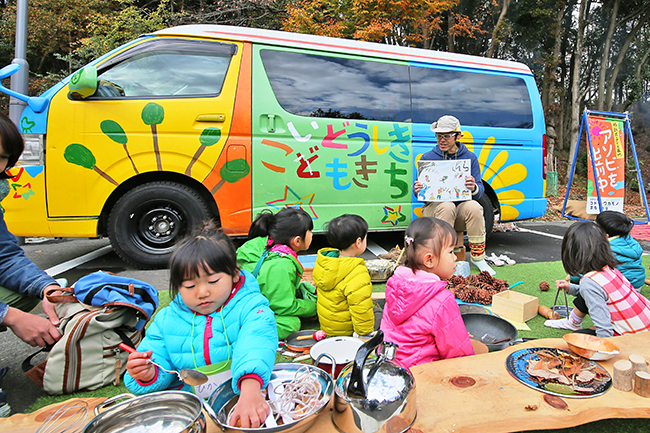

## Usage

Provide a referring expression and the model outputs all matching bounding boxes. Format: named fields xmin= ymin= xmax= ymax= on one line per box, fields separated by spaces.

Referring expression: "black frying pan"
xmin=462 ymin=313 xmax=518 ymax=352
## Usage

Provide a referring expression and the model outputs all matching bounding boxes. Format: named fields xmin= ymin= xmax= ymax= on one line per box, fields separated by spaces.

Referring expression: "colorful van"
xmin=0 ymin=25 xmax=547 ymax=268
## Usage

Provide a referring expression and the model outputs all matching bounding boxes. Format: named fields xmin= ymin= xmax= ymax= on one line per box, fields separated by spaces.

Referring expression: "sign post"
xmin=563 ymin=110 xmax=650 ymax=223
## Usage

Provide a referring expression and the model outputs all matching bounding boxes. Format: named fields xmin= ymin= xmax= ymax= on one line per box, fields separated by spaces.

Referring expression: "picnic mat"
xmin=631 ymin=222 xmax=650 ymax=242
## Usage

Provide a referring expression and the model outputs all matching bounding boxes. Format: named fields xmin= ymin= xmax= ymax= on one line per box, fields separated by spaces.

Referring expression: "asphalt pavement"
xmin=2 ymin=221 xmax=649 ymax=414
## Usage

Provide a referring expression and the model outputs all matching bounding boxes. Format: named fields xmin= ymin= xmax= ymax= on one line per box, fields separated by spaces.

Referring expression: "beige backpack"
xmin=23 ymin=288 xmax=145 ymax=395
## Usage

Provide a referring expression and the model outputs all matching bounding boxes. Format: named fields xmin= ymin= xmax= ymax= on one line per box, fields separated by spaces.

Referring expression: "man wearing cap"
xmin=413 ymin=115 xmax=495 ymax=276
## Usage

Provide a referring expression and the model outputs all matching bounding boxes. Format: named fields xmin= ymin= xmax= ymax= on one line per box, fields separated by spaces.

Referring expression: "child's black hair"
xmin=561 ymin=221 xmax=619 ymax=277
xmin=169 ymin=220 xmax=239 ymax=300
xmin=324 ymin=214 xmax=368 ymax=250
xmin=0 ymin=112 xmax=25 ymax=179
xmin=403 ymin=217 xmax=456 ymax=273
xmin=248 ymin=208 xmax=313 ymax=246
xmin=595 ymin=210 xmax=634 ymax=238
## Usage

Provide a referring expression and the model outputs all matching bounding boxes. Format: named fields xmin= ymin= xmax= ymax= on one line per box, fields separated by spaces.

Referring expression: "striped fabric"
xmin=586 ymin=266 xmax=650 ymax=335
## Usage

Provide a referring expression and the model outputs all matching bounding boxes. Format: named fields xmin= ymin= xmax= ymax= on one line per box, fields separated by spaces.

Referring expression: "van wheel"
xmin=108 ymin=182 xmax=211 ymax=269
xmin=477 ymin=193 xmax=495 ymax=239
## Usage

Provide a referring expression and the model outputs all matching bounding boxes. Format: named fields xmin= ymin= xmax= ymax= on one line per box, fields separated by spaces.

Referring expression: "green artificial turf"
xmin=26 ymin=258 xmax=650 ymax=432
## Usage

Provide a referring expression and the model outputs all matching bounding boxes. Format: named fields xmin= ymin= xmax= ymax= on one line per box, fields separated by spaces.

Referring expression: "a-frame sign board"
xmin=562 ymin=110 xmax=650 ymax=223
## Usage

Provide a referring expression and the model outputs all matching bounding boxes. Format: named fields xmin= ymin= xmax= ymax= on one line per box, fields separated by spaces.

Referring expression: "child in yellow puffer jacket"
xmin=313 ymin=214 xmax=374 ymax=336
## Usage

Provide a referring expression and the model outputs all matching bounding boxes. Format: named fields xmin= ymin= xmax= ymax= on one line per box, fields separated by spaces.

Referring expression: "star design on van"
xmin=11 ymin=183 xmax=35 ymax=200
xmin=381 ymin=205 xmax=405 ymax=226
xmin=266 ymin=185 xmax=318 ymax=220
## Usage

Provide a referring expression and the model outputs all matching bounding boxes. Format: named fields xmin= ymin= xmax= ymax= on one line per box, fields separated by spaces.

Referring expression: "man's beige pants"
xmin=422 ymin=200 xmax=486 ymax=261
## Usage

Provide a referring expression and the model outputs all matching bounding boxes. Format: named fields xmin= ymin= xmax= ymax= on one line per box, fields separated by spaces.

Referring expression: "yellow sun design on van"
xmin=462 ymin=132 xmax=526 ymax=221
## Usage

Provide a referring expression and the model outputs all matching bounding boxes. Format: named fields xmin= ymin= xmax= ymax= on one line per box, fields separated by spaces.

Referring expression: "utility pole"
xmin=9 ymin=0 xmax=29 ymax=126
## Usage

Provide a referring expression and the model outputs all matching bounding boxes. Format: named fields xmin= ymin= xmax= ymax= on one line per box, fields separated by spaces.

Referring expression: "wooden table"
xmin=3 ymin=333 xmax=650 ymax=433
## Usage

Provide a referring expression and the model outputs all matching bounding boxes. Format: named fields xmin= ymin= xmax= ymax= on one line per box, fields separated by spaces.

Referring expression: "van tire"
xmin=108 ymin=181 xmax=211 ymax=269
xmin=477 ymin=193 xmax=494 ymax=239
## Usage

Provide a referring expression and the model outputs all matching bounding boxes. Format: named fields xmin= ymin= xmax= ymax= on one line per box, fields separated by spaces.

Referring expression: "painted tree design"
xmin=100 ymin=119 xmax=138 ymax=174
xmin=141 ymin=102 xmax=165 ymax=171
xmin=64 ymin=143 xmax=119 ymax=186
xmin=185 ymin=127 xmax=222 ymax=176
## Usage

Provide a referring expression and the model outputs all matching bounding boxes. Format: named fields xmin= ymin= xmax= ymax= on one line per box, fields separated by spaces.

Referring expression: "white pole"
xmin=9 ymin=0 xmax=29 ymax=126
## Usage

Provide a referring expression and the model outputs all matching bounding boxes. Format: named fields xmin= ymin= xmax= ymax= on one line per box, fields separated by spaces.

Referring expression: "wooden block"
xmin=491 ymin=290 xmax=539 ymax=322
xmin=634 ymin=371 xmax=650 ymax=398
xmin=629 ymin=354 xmax=648 ymax=374
xmin=538 ymin=305 xmax=560 ymax=320
xmin=613 ymin=360 xmax=634 ymax=392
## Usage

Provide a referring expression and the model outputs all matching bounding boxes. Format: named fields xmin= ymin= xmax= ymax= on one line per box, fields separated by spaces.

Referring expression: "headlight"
xmin=19 ymin=134 xmax=44 ymax=165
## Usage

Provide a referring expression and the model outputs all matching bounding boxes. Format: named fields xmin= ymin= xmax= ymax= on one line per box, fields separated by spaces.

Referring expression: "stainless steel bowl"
xmin=83 ymin=391 xmax=207 ymax=433
xmin=207 ymin=363 xmax=333 ymax=433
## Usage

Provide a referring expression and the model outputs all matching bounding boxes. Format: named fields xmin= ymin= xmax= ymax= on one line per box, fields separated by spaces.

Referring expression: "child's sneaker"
xmin=544 ymin=317 xmax=581 ymax=331
xmin=0 ymin=402 xmax=10 ymax=417
xmin=470 ymin=258 xmax=496 ymax=276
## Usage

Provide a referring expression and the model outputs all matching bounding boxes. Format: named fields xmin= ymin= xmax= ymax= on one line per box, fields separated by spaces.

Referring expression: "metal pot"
xmin=461 ymin=313 xmax=518 ymax=351
xmin=83 ymin=391 xmax=218 ymax=433
xmin=332 ymin=331 xmax=417 ymax=433
xmin=207 ymin=363 xmax=334 ymax=433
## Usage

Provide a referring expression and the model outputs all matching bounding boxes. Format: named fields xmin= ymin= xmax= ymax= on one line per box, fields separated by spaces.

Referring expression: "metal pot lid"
xmin=83 ymin=391 xmax=203 ymax=433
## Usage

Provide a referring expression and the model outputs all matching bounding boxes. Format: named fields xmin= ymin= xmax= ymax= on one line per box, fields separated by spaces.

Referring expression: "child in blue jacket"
xmin=124 ymin=222 xmax=278 ymax=428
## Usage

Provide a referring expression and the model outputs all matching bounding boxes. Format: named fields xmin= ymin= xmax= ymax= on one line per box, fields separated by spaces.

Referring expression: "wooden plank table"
xmin=3 ymin=333 xmax=650 ymax=433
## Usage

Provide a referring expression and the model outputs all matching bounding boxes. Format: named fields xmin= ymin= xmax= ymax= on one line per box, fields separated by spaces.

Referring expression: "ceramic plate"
xmin=505 ymin=347 xmax=612 ymax=398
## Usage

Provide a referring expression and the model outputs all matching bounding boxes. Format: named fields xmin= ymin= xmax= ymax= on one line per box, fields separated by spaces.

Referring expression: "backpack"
xmin=22 ymin=272 xmax=159 ymax=395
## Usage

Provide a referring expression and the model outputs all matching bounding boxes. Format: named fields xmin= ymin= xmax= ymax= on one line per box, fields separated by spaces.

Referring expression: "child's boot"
xmin=468 ymin=238 xmax=495 ymax=276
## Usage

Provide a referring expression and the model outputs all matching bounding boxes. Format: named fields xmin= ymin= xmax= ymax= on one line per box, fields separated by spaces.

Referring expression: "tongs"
xmin=552 ymin=284 xmax=570 ymax=317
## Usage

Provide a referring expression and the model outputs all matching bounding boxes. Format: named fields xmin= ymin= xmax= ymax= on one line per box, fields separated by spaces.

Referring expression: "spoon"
xmin=118 ymin=343 xmax=209 ymax=386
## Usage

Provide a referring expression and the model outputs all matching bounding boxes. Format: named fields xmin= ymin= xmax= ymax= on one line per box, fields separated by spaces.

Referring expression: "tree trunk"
xmin=605 ymin=12 xmax=650 ymax=111
xmin=623 ymin=45 xmax=650 ymax=111
xmin=566 ymin=0 xmax=588 ymax=183
xmin=597 ymin=0 xmax=620 ymax=110
xmin=448 ymin=11 xmax=455 ymax=52
xmin=487 ymin=0 xmax=511 ymax=58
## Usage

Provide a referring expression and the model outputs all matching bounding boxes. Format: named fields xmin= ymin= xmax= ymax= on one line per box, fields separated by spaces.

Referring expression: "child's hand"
xmin=413 ymin=181 xmax=423 ymax=193
xmin=555 ymin=279 xmax=570 ymax=293
xmin=229 ymin=378 xmax=269 ymax=428
xmin=125 ymin=349 xmax=156 ymax=383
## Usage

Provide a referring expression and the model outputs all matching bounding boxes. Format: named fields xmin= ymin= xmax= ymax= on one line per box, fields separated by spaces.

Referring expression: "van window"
xmin=260 ymin=49 xmax=411 ymax=122
xmin=94 ymin=39 xmax=236 ymax=98
xmin=410 ymin=66 xmax=533 ymax=128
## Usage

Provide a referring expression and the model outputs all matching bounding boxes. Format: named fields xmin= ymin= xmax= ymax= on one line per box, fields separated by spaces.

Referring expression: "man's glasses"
xmin=436 ymin=133 xmax=456 ymax=139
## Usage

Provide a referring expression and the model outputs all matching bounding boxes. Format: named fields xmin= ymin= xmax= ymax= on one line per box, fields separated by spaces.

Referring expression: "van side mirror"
xmin=68 ymin=66 xmax=98 ymax=99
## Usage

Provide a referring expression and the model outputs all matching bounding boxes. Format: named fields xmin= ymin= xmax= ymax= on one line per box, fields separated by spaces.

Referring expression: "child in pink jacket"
xmin=381 ymin=217 xmax=474 ymax=367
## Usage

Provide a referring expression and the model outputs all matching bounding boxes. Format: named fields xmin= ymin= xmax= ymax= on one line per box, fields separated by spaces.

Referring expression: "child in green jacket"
xmin=313 ymin=214 xmax=374 ymax=336
xmin=237 ymin=208 xmax=317 ymax=339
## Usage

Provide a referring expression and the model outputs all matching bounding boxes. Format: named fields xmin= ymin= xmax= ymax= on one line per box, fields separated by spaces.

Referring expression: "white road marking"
xmin=44 ymin=245 xmax=113 ymax=277
xmin=517 ymin=228 xmax=564 ymax=240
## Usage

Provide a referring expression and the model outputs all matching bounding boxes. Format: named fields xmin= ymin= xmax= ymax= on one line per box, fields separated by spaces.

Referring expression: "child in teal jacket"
xmin=124 ymin=223 xmax=277 ymax=428
xmin=237 ymin=208 xmax=317 ymax=339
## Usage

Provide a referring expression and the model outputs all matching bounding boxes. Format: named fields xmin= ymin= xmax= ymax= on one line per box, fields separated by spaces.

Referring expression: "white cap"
xmin=430 ymin=115 xmax=461 ymax=133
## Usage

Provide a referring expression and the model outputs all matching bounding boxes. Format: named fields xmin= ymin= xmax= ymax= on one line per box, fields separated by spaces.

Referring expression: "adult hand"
xmin=42 ymin=284 xmax=61 ymax=326
xmin=464 ymin=175 xmax=477 ymax=192
xmin=555 ymin=279 xmax=571 ymax=293
xmin=125 ymin=349 xmax=156 ymax=383
xmin=3 ymin=307 xmax=61 ymax=347
xmin=229 ymin=378 xmax=269 ymax=428
xmin=413 ymin=181 xmax=424 ymax=194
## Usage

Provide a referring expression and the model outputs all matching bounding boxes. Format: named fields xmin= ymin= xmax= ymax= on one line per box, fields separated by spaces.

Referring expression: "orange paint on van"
xmin=203 ymin=42 xmax=253 ymax=235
